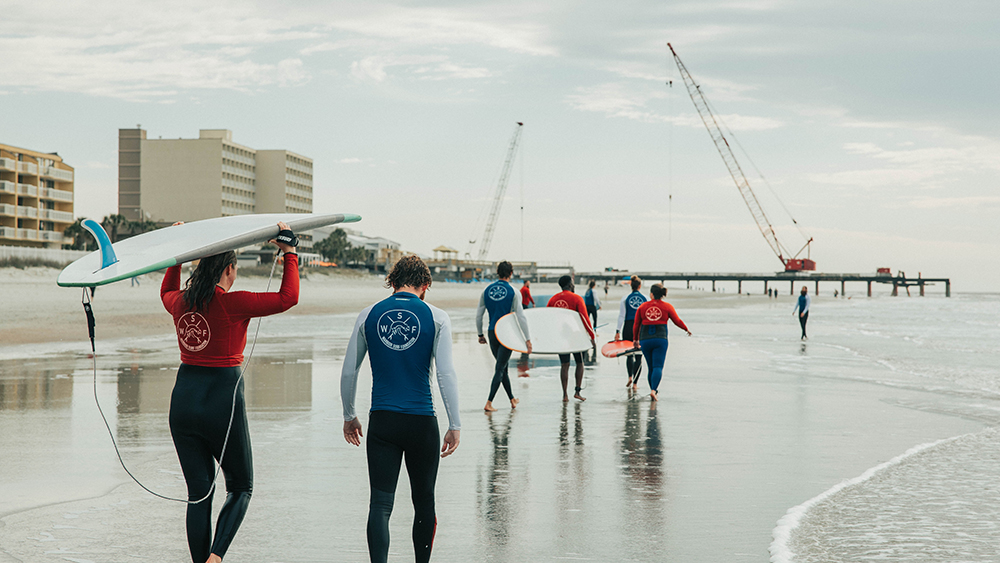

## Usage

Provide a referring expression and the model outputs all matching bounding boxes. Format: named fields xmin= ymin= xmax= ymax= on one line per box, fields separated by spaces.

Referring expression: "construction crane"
xmin=668 ymin=43 xmax=815 ymax=272
xmin=472 ymin=122 xmax=523 ymax=260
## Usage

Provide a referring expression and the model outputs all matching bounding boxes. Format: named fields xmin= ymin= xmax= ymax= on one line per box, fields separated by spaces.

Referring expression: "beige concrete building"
xmin=118 ymin=128 xmax=314 ymax=236
xmin=0 ymin=143 xmax=75 ymax=248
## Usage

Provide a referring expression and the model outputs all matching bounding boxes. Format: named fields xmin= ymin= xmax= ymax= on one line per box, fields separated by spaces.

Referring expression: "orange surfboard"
xmin=601 ymin=340 xmax=640 ymax=358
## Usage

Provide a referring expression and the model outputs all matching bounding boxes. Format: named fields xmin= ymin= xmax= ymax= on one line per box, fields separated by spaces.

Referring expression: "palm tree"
xmin=63 ymin=218 xmax=97 ymax=250
xmin=100 ymin=214 xmax=130 ymax=243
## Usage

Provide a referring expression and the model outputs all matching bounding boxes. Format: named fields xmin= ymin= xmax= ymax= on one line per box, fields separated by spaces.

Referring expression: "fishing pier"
xmin=576 ymin=271 xmax=952 ymax=298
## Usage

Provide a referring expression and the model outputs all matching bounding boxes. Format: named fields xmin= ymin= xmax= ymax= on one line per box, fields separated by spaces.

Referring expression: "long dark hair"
xmin=651 ymin=283 xmax=667 ymax=299
xmin=630 ymin=275 xmax=642 ymax=291
xmin=183 ymin=251 xmax=237 ymax=312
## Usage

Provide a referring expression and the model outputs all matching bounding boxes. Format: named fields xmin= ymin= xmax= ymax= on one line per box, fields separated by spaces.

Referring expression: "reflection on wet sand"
xmin=476 ymin=412 xmax=516 ymax=553
xmin=0 ymin=360 xmax=72 ymax=410
xmin=513 ymin=353 xmax=562 ymax=378
xmin=556 ymin=401 xmax=589 ymax=554
xmin=619 ymin=394 xmax=666 ymax=555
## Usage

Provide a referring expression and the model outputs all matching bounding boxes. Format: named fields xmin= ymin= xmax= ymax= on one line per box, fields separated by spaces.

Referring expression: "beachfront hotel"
xmin=118 ymin=128 xmax=314 ymax=247
xmin=0 ymin=143 xmax=75 ymax=248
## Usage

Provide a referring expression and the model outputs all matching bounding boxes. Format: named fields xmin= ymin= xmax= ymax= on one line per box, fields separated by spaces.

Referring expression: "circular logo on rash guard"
xmin=628 ymin=295 xmax=645 ymax=309
xmin=377 ymin=309 xmax=421 ymax=351
xmin=488 ymin=285 xmax=508 ymax=301
xmin=553 ymin=299 xmax=569 ymax=309
xmin=645 ymin=307 xmax=663 ymax=322
xmin=177 ymin=312 xmax=211 ymax=352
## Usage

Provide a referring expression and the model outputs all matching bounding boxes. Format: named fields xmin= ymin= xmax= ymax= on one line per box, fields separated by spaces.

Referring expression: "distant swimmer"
xmin=342 ymin=255 xmax=461 ymax=563
xmin=793 ymin=285 xmax=811 ymax=340
xmin=548 ymin=275 xmax=596 ymax=402
xmin=584 ymin=279 xmax=601 ymax=330
xmin=520 ymin=279 xmax=535 ymax=309
xmin=160 ymin=221 xmax=299 ymax=563
xmin=477 ymin=261 xmax=532 ymax=412
xmin=615 ymin=275 xmax=647 ymax=389
xmin=633 ymin=283 xmax=691 ymax=401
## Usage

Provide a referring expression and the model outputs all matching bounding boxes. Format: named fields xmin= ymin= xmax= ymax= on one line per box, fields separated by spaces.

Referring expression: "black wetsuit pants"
xmin=367 ymin=410 xmax=440 ymax=563
xmin=623 ymin=320 xmax=642 ymax=383
xmin=586 ymin=304 xmax=598 ymax=330
xmin=799 ymin=311 xmax=809 ymax=338
xmin=487 ymin=330 xmax=514 ymax=402
xmin=169 ymin=364 xmax=253 ymax=563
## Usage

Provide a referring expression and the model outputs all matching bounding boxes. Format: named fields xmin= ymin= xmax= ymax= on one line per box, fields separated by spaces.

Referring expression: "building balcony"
xmin=17 ymin=228 xmax=38 ymax=240
xmin=41 ymin=166 xmax=74 ymax=182
xmin=17 ymin=183 xmax=38 ymax=197
xmin=0 ymin=203 xmax=15 ymax=216
xmin=0 ymin=180 xmax=15 ymax=194
xmin=0 ymin=158 xmax=16 ymax=171
xmin=39 ymin=208 xmax=73 ymax=222
xmin=39 ymin=187 xmax=72 ymax=202
xmin=17 ymin=205 xmax=38 ymax=218
xmin=0 ymin=226 xmax=14 ymax=238
xmin=38 ymin=230 xmax=69 ymax=243
xmin=17 ymin=162 xmax=38 ymax=175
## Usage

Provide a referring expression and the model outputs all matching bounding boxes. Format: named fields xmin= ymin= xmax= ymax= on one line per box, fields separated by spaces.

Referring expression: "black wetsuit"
xmin=622 ymin=319 xmax=642 ymax=384
xmin=487 ymin=330 xmax=514 ymax=402
xmin=169 ymin=365 xmax=252 ymax=562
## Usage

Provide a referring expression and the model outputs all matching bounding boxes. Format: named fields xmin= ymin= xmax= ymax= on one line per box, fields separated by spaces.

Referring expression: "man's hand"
xmin=525 ymin=340 xmax=533 ymax=354
xmin=614 ymin=331 xmax=620 ymax=342
xmin=344 ymin=418 xmax=363 ymax=446
xmin=478 ymin=335 xmax=487 ymax=345
xmin=441 ymin=429 xmax=460 ymax=458
xmin=686 ymin=330 xmax=692 ymax=337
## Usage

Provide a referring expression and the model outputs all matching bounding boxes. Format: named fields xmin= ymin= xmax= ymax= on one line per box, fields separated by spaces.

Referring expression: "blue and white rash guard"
xmin=794 ymin=293 xmax=812 ymax=315
xmin=616 ymin=290 xmax=648 ymax=333
xmin=476 ymin=279 xmax=530 ymax=340
xmin=341 ymin=292 xmax=461 ymax=431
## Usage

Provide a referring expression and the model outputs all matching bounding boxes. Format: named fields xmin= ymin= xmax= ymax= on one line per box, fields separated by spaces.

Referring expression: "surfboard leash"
xmin=85 ymin=254 xmax=280 ymax=504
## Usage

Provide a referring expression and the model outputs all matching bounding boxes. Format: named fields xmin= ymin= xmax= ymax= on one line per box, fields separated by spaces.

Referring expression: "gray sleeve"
xmin=431 ymin=306 xmax=461 ymax=430
xmin=511 ymin=290 xmax=531 ymax=340
xmin=617 ymin=294 xmax=627 ymax=333
xmin=594 ymin=292 xmax=602 ymax=309
xmin=341 ymin=306 xmax=372 ymax=422
xmin=475 ymin=291 xmax=486 ymax=335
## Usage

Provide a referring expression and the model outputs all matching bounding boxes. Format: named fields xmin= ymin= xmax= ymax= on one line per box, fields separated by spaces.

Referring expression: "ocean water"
xmin=2 ymin=289 xmax=999 ymax=562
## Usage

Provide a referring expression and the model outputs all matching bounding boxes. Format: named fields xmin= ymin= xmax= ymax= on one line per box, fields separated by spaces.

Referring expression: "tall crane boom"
xmin=477 ymin=122 xmax=523 ymax=260
xmin=668 ymin=43 xmax=814 ymax=271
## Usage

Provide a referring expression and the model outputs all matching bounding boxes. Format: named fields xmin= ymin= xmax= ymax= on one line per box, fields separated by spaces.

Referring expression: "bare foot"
xmin=484 ymin=401 xmax=497 ymax=412
xmin=562 ymin=395 xmax=570 ymax=402
xmin=574 ymin=393 xmax=586 ymax=402
xmin=631 ymin=383 xmax=638 ymax=390
xmin=510 ymin=398 xmax=519 ymax=409
xmin=650 ymin=390 xmax=658 ymax=401
xmin=625 ymin=380 xmax=633 ymax=387
xmin=206 ymin=554 xmax=222 ymax=563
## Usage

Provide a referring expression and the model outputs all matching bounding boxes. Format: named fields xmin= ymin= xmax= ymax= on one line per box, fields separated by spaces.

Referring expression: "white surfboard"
xmin=494 ymin=307 xmax=593 ymax=354
xmin=57 ymin=212 xmax=360 ymax=287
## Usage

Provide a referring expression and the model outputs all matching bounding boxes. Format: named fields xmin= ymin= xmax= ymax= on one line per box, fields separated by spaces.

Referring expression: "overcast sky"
xmin=2 ymin=0 xmax=998 ymax=291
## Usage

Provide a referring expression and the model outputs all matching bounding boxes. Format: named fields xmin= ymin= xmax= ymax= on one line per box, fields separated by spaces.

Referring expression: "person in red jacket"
xmin=632 ymin=283 xmax=690 ymax=401
xmin=520 ymin=279 xmax=535 ymax=308
xmin=548 ymin=275 xmax=595 ymax=402
xmin=160 ymin=221 xmax=299 ymax=563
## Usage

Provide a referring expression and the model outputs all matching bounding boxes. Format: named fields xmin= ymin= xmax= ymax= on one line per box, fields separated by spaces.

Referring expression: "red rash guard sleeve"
xmin=161 ymin=264 xmax=182 ymax=312
xmin=219 ymin=254 xmax=300 ymax=319
xmin=664 ymin=302 xmax=689 ymax=333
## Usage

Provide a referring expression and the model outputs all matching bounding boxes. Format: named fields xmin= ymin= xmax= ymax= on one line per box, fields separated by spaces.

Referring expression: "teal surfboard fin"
xmin=81 ymin=219 xmax=119 ymax=269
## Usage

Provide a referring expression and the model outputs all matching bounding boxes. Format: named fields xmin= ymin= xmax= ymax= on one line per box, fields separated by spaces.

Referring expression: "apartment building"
xmin=118 ymin=128 xmax=314 ymax=246
xmin=0 ymin=143 xmax=75 ymax=248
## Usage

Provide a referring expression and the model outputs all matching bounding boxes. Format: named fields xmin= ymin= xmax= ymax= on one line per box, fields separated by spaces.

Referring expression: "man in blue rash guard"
xmin=342 ymin=255 xmax=461 ymax=563
xmin=615 ymin=275 xmax=647 ymax=389
xmin=477 ymin=260 xmax=532 ymax=412
xmin=793 ymin=285 xmax=811 ymax=340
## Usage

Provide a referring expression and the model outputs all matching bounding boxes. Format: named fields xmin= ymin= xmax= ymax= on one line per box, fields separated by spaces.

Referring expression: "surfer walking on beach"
xmin=478 ymin=261 xmax=532 ymax=412
xmin=615 ymin=275 xmax=647 ymax=389
xmin=520 ymin=279 xmax=535 ymax=308
xmin=160 ymin=221 xmax=299 ymax=563
xmin=793 ymin=286 xmax=811 ymax=340
xmin=633 ymin=283 xmax=690 ymax=401
xmin=549 ymin=275 xmax=596 ymax=402
xmin=342 ymin=255 xmax=461 ymax=563
xmin=584 ymin=279 xmax=601 ymax=330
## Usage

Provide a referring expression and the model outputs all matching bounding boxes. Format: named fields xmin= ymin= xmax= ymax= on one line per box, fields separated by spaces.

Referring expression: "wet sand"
xmin=0 ymin=270 xmax=985 ymax=562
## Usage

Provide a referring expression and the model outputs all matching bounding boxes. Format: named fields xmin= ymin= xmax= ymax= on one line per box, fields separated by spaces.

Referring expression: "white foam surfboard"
xmin=57 ymin=212 xmax=361 ymax=287
xmin=494 ymin=307 xmax=593 ymax=354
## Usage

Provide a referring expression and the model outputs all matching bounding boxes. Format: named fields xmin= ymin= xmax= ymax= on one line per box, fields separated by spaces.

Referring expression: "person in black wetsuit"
xmin=615 ymin=275 xmax=647 ymax=389
xmin=477 ymin=260 xmax=532 ymax=412
xmin=342 ymin=255 xmax=462 ymax=563
xmin=161 ymin=222 xmax=299 ymax=563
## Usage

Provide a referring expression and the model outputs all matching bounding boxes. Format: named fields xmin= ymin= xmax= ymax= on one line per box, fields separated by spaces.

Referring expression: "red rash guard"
xmin=547 ymin=290 xmax=595 ymax=339
xmin=633 ymin=299 xmax=688 ymax=342
xmin=161 ymin=254 xmax=299 ymax=367
xmin=520 ymin=285 xmax=535 ymax=307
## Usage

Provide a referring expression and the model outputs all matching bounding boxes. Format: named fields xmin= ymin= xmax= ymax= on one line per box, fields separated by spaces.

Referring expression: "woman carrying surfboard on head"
xmin=548 ymin=275 xmax=595 ymax=402
xmin=632 ymin=283 xmax=691 ymax=401
xmin=615 ymin=275 xmax=646 ymax=389
xmin=160 ymin=221 xmax=299 ymax=563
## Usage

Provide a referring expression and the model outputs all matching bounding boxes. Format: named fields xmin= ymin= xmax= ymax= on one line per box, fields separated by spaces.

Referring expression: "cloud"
xmin=566 ymin=82 xmax=783 ymax=130
xmin=337 ymin=158 xmax=364 ymax=164
xmin=910 ymin=196 xmax=1000 ymax=209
